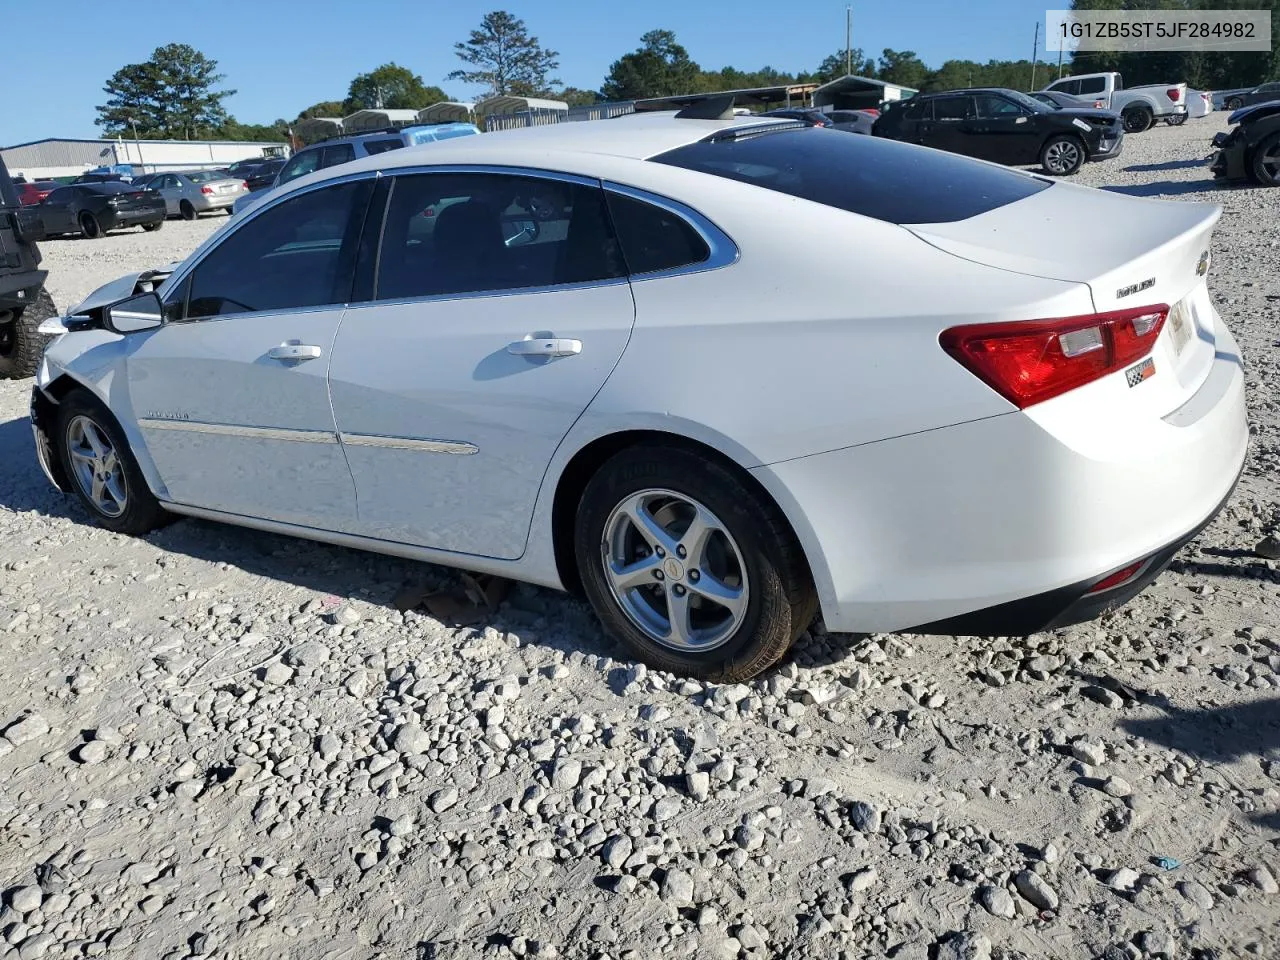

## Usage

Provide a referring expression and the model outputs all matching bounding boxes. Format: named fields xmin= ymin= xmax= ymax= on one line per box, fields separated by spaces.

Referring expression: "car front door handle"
xmin=268 ymin=341 xmax=323 ymax=362
xmin=506 ymin=335 xmax=582 ymax=359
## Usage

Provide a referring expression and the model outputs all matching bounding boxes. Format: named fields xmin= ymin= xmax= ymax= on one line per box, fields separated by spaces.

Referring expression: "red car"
xmin=18 ymin=181 xmax=58 ymax=205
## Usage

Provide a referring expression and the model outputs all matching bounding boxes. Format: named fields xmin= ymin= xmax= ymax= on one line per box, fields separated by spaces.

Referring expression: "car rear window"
xmin=186 ymin=171 xmax=224 ymax=183
xmin=651 ymin=128 xmax=1051 ymax=225
xmin=85 ymin=182 xmax=136 ymax=194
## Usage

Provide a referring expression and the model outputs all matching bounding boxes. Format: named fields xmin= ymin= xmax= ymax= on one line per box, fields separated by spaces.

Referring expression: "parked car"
xmin=38 ymin=182 xmax=165 ymax=238
xmin=1028 ymin=89 xmax=1104 ymax=111
xmin=760 ymin=108 xmax=833 ymax=127
xmin=0 ymin=156 xmax=58 ymax=379
xmin=233 ymin=123 xmax=482 ymax=215
xmin=225 ymin=157 xmax=269 ymax=179
xmin=244 ymin=158 xmax=286 ymax=192
xmin=17 ymin=180 xmax=58 ymax=205
xmin=1170 ymin=89 xmax=1214 ymax=124
xmin=72 ymin=172 xmax=128 ymax=184
xmin=873 ymin=88 xmax=1122 ymax=175
xmin=825 ymin=109 xmax=877 ymax=135
xmin=141 ymin=170 xmax=248 ymax=219
xmin=1211 ymin=101 xmax=1280 ymax=187
xmin=31 ymin=107 xmax=1246 ymax=681
xmin=1218 ymin=82 xmax=1280 ymax=111
xmin=1042 ymin=72 xmax=1187 ymax=133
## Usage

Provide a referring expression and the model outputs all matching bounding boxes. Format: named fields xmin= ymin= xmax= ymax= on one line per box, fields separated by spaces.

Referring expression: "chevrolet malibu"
xmin=31 ymin=105 xmax=1248 ymax=681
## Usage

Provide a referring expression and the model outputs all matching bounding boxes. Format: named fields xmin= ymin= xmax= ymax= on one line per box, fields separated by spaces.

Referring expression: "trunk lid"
xmin=909 ymin=181 xmax=1222 ymax=410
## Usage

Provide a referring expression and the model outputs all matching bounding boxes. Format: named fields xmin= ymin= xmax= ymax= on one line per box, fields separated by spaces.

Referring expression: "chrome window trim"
xmin=339 ymin=433 xmax=478 ymax=455
xmin=138 ymin=418 xmax=337 ymax=444
xmin=602 ymin=182 xmax=740 ymax=280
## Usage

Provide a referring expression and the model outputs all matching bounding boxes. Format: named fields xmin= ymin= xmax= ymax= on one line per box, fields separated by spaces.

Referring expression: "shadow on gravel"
xmin=0 ymin=414 xmax=79 ymax=519
xmin=1124 ymin=159 xmax=1214 ymax=173
xmin=1167 ymin=556 xmax=1279 ymax=582
xmin=1101 ymin=181 xmax=1218 ymax=198
xmin=1121 ymin=696 xmax=1280 ymax=764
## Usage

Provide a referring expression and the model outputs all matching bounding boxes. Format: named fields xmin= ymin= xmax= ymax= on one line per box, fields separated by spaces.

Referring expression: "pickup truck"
xmin=1042 ymin=72 xmax=1187 ymax=134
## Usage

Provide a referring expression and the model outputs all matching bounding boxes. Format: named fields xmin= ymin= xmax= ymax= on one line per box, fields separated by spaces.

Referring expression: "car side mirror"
xmin=105 ymin=291 xmax=163 ymax=334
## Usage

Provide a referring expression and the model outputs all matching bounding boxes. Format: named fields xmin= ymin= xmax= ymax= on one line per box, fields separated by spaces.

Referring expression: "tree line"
xmin=96 ymin=3 xmax=1279 ymax=143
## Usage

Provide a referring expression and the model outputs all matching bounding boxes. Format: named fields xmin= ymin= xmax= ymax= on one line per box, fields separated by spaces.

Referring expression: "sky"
xmin=1 ymin=0 xmax=1056 ymax=145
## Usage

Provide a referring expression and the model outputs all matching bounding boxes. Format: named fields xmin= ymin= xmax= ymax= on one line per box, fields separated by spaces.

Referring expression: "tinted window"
xmin=279 ymin=150 xmax=320 ymax=184
xmin=1052 ymin=79 xmax=1079 ymax=95
xmin=184 ymin=180 xmax=370 ymax=319
xmin=84 ymin=182 xmax=134 ymax=195
xmin=363 ymin=138 xmax=404 ymax=155
xmin=902 ymin=99 xmax=928 ymax=120
xmin=653 ymin=128 xmax=1052 ymax=225
xmin=974 ymin=95 xmax=1025 ymax=118
xmin=605 ymin=193 xmax=709 ymax=275
xmin=1077 ymin=77 xmax=1107 ymax=94
xmin=44 ymin=187 xmax=75 ymax=203
xmin=186 ymin=170 xmax=224 ymax=183
xmin=321 ymin=143 xmax=355 ymax=167
xmin=374 ymin=173 xmax=624 ymax=301
xmin=933 ymin=96 xmax=973 ymax=120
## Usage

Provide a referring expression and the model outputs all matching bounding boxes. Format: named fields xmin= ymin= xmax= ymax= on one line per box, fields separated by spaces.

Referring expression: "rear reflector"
xmin=1086 ymin=560 xmax=1147 ymax=594
xmin=940 ymin=305 xmax=1168 ymax=408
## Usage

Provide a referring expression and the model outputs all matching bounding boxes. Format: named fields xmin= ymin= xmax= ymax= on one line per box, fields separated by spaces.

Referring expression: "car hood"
xmin=1228 ymin=101 xmax=1280 ymax=125
xmin=69 ymin=264 xmax=182 ymax=316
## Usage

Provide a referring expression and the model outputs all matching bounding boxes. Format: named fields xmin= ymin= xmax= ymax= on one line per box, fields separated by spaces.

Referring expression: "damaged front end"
xmin=30 ymin=385 xmax=69 ymax=492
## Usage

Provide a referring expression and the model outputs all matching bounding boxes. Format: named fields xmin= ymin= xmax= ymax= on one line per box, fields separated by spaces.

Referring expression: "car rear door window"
xmin=362 ymin=138 xmax=404 ymax=155
xmin=278 ymin=150 xmax=320 ymax=184
xmin=1076 ymin=77 xmax=1106 ymax=95
xmin=605 ymin=192 xmax=710 ymax=275
xmin=653 ymin=126 xmax=1051 ymax=225
xmin=182 ymin=179 xmax=372 ymax=319
xmin=974 ymin=95 xmax=1025 ymax=118
xmin=933 ymin=96 xmax=974 ymax=121
xmin=372 ymin=172 xmax=625 ymax=301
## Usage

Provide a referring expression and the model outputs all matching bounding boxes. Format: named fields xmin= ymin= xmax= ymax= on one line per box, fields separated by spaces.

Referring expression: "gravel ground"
xmin=3 ymin=115 xmax=1280 ymax=960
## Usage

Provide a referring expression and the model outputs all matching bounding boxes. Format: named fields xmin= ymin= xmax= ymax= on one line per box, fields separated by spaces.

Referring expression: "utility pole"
xmin=1030 ymin=20 xmax=1040 ymax=91
xmin=845 ymin=5 xmax=852 ymax=76
xmin=129 ymin=116 xmax=145 ymax=172
xmin=1057 ymin=44 xmax=1064 ymax=80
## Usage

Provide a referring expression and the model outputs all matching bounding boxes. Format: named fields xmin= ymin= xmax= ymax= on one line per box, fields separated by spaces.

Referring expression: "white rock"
xmin=76 ymin=740 xmax=109 ymax=764
xmin=550 ymin=758 xmax=583 ymax=792
xmin=3 ymin=714 xmax=50 ymax=746
xmin=660 ymin=868 xmax=695 ymax=904
xmin=1014 ymin=870 xmax=1059 ymax=911
xmin=1070 ymin=739 xmax=1107 ymax=766
xmin=1108 ymin=867 xmax=1140 ymax=891
xmin=686 ymin=771 xmax=711 ymax=802
xmin=1248 ymin=865 xmax=1279 ymax=894
xmin=979 ymin=885 xmax=1015 ymax=919
xmin=8 ymin=887 xmax=41 ymax=913
xmin=285 ymin=641 xmax=330 ymax=667
xmin=847 ymin=866 xmax=877 ymax=893
xmin=394 ymin=723 xmax=432 ymax=755
xmin=430 ymin=787 xmax=459 ymax=813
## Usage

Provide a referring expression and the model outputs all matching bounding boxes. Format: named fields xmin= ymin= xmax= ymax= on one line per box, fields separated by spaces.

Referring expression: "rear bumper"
xmin=193 ymin=194 xmax=238 ymax=212
xmin=755 ymin=323 xmax=1248 ymax=634
xmin=103 ymin=208 xmax=165 ymax=229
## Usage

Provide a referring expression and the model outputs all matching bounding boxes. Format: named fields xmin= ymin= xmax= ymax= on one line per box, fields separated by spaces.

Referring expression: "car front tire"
xmin=55 ymin=389 xmax=169 ymax=535
xmin=574 ymin=445 xmax=817 ymax=682
xmin=1250 ymin=132 xmax=1280 ymax=186
xmin=1041 ymin=135 xmax=1085 ymax=176
xmin=141 ymin=221 xmax=163 ymax=232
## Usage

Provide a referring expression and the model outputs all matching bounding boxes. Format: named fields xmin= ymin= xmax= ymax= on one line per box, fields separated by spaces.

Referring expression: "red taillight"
xmin=1167 ymin=88 xmax=1180 ymax=102
xmin=200 ymin=185 xmax=214 ymax=195
xmin=1087 ymin=560 xmax=1146 ymax=594
xmin=940 ymin=305 xmax=1168 ymax=408
xmin=241 ymin=181 xmax=248 ymax=190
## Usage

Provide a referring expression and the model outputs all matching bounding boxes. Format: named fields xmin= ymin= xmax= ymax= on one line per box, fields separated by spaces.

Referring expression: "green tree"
xmin=96 ymin=44 xmax=235 ymax=139
xmin=810 ymin=48 xmax=876 ymax=83
xmin=219 ymin=118 xmax=289 ymax=142
xmin=449 ymin=11 xmax=560 ymax=97
xmin=876 ymin=49 xmax=929 ymax=89
xmin=345 ymin=63 xmax=446 ymax=112
xmin=297 ymin=100 xmax=346 ymax=120
xmin=601 ymin=30 xmax=701 ymax=100
xmin=559 ymin=86 xmax=600 ymax=106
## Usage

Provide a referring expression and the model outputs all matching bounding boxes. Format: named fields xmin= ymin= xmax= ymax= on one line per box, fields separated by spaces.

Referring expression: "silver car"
xmin=145 ymin=171 xmax=247 ymax=219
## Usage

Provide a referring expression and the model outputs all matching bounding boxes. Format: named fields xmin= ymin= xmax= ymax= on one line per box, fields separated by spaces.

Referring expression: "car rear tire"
xmin=141 ymin=221 xmax=163 ymax=232
xmin=78 ymin=213 xmax=101 ymax=239
xmin=574 ymin=445 xmax=816 ymax=682
xmin=1251 ymin=132 xmax=1280 ymax=187
xmin=180 ymin=201 xmax=196 ymax=221
xmin=54 ymin=390 xmax=169 ymax=535
xmin=0 ymin=287 xmax=57 ymax=380
xmin=1122 ymin=106 xmax=1154 ymax=133
xmin=1226 ymin=97 xmax=1244 ymax=110
xmin=1166 ymin=113 xmax=1187 ymax=126
xmin=1040 ymin=135 xmax=1085 ymax=176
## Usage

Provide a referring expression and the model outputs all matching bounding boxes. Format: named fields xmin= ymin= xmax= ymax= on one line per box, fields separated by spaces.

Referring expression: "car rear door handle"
xmin=507 ymin=335 xmax=582 ymax=359
xmin=268 ymin=341 xmax=322 ymax=361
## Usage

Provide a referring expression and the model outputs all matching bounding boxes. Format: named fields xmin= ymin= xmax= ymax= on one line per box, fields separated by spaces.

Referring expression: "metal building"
xmin=0 ymin=138 xmax=286 ymax=180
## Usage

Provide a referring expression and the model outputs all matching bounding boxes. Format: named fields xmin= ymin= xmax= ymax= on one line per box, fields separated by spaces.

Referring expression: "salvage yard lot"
xmin=2 ymin=114 xmax=1280 ymax=960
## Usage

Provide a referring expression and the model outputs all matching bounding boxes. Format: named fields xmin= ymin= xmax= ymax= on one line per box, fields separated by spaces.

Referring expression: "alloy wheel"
xmin=66 ymin=415 xmax=127 ymax=518
xmin=600 ymin=488 xmax=749 ymax=652
xmin=1259 ymin=140 xmax=1280 ymax=181
xmin=1045 ymin=140 xmax=1081 ymax=174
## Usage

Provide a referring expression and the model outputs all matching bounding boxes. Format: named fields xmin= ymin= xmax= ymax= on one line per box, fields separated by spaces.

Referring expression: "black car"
xmin=39 ymin=182 xmax=166 ymax=239
xmin=244 ymin=158 xmax=286 ymax=192
xmin=0 ymin=156 xmax=57 ymax=378
xmin=873 ymin=88 xmax=1123 ymax=176
xmin=1211 ymin=102 xmax=1280 ymax=187
xmin=1222 ymin=82 xmax=1280 ymax=111
xmin=760 ymin=108 xmax=833 ymax=128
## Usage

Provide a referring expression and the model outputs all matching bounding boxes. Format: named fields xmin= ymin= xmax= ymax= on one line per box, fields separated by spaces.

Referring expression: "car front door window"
xmin=182 ymin=180 xmax=371 ymax=320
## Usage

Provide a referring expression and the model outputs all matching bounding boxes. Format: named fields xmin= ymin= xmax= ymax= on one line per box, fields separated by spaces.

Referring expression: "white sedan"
xmin=31 ymin=105 xmax=1247 ymax=681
